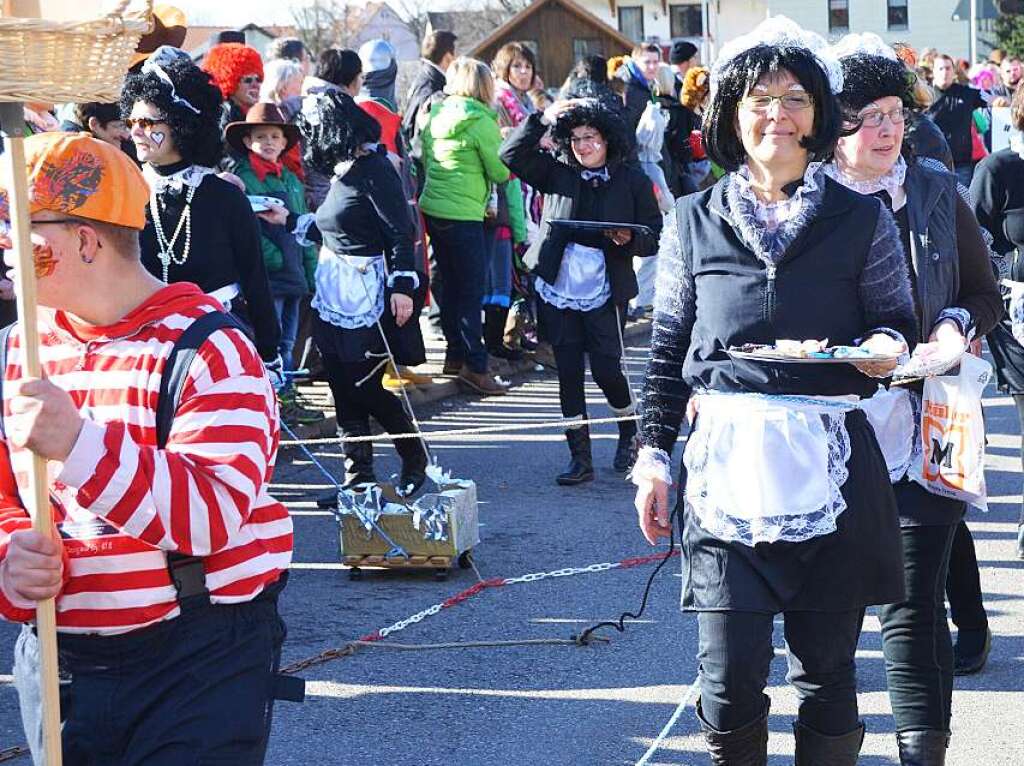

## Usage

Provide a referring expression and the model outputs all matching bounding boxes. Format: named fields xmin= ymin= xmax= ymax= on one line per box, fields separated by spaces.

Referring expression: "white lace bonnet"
xmin=827 ymin=32 xmax=899 ymax=62
xmin=711 ymin=16 xmax=844 ymax=96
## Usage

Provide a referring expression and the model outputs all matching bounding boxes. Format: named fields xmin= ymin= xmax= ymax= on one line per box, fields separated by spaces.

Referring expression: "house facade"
xmin=575 ymin=0 xmax=982 ymax=62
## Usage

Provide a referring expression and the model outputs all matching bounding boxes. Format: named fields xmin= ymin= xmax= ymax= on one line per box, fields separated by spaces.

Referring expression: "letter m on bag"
xmin=931 ymin=438 xmax=955 ymax=469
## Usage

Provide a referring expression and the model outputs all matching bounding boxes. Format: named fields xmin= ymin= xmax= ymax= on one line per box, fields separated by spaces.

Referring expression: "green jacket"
xmin=419 ymin=95 xmax=511 ymax=222
xmin=235 ymin=155 xmax=317 ymax=292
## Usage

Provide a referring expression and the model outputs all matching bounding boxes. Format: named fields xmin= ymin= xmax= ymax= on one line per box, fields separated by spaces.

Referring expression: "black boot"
xmin=953 ymin=626 xmax=991 ymax=675
xmin=695 ymin=696 xmax=769 ymax=765
xmin=484 ymin=305 xmax=521 ymax=360
xmin=316 ymin=421 xmax=375 ymax=507
xmin=793 ymin=721 xmax=865 ymax=766
xmin=394 ymin=435 xmax=429 ymax=497
xmin=613 ymin=417 xmax=639 ymax=473
xmin=896 ymin=730 xmax=950 ymax=766
xmin=556 ymin=426 xmax=594 ymax=486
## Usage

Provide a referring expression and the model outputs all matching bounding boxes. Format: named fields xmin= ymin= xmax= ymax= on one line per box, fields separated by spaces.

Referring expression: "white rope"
xmin=634 ymin=676 xmax=702 ymax=766
xmin=280 ymin=413 xmax=640 ymax=446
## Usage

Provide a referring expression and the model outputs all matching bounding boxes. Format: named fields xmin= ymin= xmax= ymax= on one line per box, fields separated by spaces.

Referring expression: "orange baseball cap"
xmin=0 ymin=132 xmax=149 ymax=230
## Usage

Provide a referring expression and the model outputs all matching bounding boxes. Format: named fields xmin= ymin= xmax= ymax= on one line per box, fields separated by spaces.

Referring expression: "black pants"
xmin=945 ymin=519 xmax=989 ymax=632
xmin=697 ymin=608 xmax=864 ymax=735
xmin=878 ymin=513 xmax=958 ymax=732
xmin=553 ymin=345 xmax=632 ymax=418
xmin=16 ymin=588 xmax=290 ymax=765
xmin=321 ymin=353 xmax=410 ymax=436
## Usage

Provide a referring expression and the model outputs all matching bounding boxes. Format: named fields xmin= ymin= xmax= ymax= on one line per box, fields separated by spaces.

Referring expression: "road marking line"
xmin=635 ymin=674 xmax=702 ymax=766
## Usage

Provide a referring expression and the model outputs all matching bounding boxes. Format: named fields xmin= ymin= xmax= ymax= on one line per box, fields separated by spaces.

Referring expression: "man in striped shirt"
xmin=0 ymin=133 xmax=297 ymax=763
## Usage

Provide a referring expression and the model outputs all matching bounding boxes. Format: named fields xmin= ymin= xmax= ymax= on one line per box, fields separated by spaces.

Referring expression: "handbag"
xmin=380 ymin=268 xmax=428 ymax=367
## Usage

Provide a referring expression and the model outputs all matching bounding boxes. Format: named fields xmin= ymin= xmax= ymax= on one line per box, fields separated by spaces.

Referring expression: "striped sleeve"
xmin=0 ymin=441 xmax=35 ymax=622
xmin=56 ymin=327 xmax=280 ymax=557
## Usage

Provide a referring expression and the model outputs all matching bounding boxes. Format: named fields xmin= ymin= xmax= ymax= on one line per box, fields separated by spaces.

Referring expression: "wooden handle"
xmin=0 ymin=103 xmax=62 ymax=766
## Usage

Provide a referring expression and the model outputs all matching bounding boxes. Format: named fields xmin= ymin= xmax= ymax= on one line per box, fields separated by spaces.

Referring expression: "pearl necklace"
xmin=151 ymin=184 xmax=197 ymax=283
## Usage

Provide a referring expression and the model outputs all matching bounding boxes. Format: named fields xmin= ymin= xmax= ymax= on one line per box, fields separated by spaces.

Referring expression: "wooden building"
xmin=470 ymin=0 xmax=636 ymax=92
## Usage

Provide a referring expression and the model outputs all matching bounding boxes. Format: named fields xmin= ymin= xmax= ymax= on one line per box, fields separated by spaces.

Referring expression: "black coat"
xmin=402 ymin=60 xmax=446 ymax=142
xmin=500 ymin=113 xmax=662 ymax=304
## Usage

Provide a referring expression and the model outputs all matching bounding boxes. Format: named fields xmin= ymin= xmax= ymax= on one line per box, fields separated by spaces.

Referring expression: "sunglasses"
xmin=125 ymin=117 xmax=167 ymax=131
xmin=240 ymin=75 xmax=263 ymax=85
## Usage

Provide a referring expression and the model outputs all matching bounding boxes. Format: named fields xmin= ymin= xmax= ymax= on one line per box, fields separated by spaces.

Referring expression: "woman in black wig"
xmin=121 ymin=49 xmax=280 ymax=365
xmin=500 ymin=97 xmax=661 ymax=485
xmin=632 ymin=18 xmax=916 ymax=764
xmin=297 ymin=89 xmax=429 ymax=495
xmin=824 ymin=37 xmax=1002 ymax=764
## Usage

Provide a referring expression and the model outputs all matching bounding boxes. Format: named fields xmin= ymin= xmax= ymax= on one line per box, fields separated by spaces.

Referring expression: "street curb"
xmin=288 ymin=317 xmax=653 ymax=441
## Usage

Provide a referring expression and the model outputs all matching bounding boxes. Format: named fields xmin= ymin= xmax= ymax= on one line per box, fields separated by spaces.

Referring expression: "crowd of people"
xmin=0 ymin=2 xmax=1021 ymax=764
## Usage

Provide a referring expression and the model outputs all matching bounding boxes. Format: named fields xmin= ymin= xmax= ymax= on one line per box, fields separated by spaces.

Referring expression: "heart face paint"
xmin=148 ymin=130 xmax=166 ymax=147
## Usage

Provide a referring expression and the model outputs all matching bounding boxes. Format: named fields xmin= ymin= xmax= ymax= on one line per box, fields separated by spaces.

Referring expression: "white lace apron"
xmin=684 ymin=392 xmax=858 ymax=546
xmin=536 ymin=242 xmax=611 ymax=312
xmin=311 ymin=248 xmax=385 ymax=329
xmin=861 ymin=386 xmax=916 ymax=483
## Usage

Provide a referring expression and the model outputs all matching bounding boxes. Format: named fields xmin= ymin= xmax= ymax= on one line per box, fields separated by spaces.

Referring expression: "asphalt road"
xmin=1 ymin=336 xmax=1022 ymax=765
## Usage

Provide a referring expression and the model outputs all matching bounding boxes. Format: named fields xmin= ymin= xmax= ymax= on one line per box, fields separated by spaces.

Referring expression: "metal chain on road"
xmin=503 ymin=562 xmax=619 ymax=585
xmin=0 ymin=746 xmax=28 ymax=763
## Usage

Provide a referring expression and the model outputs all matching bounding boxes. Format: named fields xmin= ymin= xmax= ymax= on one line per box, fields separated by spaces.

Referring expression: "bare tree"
xmin=291 ymin=0 xmax=368 ymax=55
xmin=389 ymin=0 xmax=432 ymax=43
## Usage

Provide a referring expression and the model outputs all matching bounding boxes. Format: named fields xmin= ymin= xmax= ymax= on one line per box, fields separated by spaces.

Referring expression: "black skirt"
xmin=537 ymin=298 xmax=625 ymax=355
xmin=678 ymin=410 xmax=905 ymax=613
xmin=311 ymin=284 xmax=426 ymax=366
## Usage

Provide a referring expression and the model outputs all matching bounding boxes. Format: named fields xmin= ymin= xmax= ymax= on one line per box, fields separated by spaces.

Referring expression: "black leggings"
xmin=553 ymin=345 xmax=632 ymax=418
xmin=321 ymin=353 xmax=409 ymax=434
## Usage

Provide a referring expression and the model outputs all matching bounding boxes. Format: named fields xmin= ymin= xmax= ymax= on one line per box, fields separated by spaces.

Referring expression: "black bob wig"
xmin=296 ymin=88 xmax=382 ymax=174
xmin=549 ymin=98 xmax=632 ymax=166
xmin=120 ymin=58 xmax=225 ymax=168
xmin=703 ymin=44 xmax=841 ymax=173
xmin=837 ymin=54 xmax=917 ymax=125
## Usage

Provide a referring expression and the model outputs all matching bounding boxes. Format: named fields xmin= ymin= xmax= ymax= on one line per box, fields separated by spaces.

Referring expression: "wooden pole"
xmin=0 ymin=101 xmax=63 ymax=766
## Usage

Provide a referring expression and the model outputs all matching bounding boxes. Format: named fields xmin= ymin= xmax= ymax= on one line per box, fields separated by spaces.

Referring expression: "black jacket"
xmin=500 ymin=113 xmax=662 ymax=304
xmin=658 ymin=95 xmax=699 ymax=197
xmin=909 ymin=113 xmax=954 ymax=171
xmin=927 ymin=84 xmax=985 ymax=166
xmin=402 ymin=60 xmax=446 ymax=142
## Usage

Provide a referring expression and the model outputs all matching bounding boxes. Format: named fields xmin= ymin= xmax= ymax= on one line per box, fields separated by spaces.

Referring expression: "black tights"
xmin=552 ymin=344 xmax=632 ymax=418
xmin=321 ymin=353 xmax=409 ymax=434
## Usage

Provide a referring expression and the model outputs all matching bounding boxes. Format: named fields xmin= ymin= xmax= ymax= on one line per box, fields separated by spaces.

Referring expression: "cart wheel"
xmin=348 ymin=567 xmax=363 ymax=580
xmin=458 ymin=551 xmax=473 ymax=569
xmin=433 ymin=568 xmax=449 ymax=581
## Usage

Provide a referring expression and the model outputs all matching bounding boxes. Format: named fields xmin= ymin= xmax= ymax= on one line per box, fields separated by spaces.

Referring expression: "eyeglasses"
xmin=570 ymin=134 xmax=603 ymax=146
xmin=125 ymin=117 xmax=166 ymax=131
xmin=741 ymin=93 xmax=814 ymax=112
xmin=240 ymin=75 xmax=263 ymax=85
xmin=856 ymin=107 xmax=911 ymax=129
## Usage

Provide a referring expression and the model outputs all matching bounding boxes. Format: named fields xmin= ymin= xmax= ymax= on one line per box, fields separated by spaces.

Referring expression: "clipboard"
xmin=548 ymin=219 xmax=654 ymax=237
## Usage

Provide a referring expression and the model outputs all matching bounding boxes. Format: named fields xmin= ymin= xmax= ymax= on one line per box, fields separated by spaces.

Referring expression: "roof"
xmin=427 ymin=9 xmax=510 ymax=52
xmin=183 ymin=23 xmax=297 ymax=57
xmin=469 ymin=0 xmax=635 ymax=57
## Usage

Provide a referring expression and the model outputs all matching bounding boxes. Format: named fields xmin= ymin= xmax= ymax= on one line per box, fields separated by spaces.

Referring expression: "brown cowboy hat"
xmin=224 ymin=102 xmax=301 ymax=155
xmin=130 ymin=4 xmax=188 ymax=70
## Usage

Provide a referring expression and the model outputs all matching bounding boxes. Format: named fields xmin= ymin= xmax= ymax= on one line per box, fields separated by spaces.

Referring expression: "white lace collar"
xmin=143 ymin=164 xmax=216 ymax=194
xmin=822 ymin=156 xmax=907 ymax=211
xmin=731 ymin=161 xmax=824 ymax=225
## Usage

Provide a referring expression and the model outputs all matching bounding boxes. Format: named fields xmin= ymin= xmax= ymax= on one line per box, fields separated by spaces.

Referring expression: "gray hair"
xmin=260 ymin=59 xmax=304 ymax=103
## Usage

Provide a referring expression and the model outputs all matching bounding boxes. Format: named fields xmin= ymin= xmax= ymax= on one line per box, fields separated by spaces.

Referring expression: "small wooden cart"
xmin=337 ymin=480 xmax=480 ymax=580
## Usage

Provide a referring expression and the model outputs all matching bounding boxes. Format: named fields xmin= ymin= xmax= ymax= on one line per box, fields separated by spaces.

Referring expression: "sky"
xmin=174 ymin=0 xmax=304 ymax=26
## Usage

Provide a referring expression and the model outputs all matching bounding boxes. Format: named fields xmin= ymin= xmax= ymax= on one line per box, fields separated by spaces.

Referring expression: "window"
xmin=887 ymin=0 xmax=908 ymax=30
xmin=828 ymin=0 xmax=849 ymax=34
xmin=670 ymin=4 xmax=703 ymax=38
xmin=618 ymin=6 xmax=644 ymax=42
xmin=573 ymin=38 xmax=604 ymax=60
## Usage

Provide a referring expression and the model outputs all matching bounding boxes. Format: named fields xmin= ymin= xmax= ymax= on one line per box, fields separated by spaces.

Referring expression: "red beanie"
xmin=202 ymin=43 xmax=264 ymax=102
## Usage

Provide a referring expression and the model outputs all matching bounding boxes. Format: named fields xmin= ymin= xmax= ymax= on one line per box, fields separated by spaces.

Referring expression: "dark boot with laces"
xmin=556 ymin=426 xmax=594 ymax=486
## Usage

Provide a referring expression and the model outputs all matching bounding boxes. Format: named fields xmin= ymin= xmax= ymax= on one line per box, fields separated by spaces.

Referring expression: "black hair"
xmin=296 ymin=88 xmax=382 ymax=173
xmin=575 ymin=55 xmax=608 ymax=85
xmin=315 ymin=48 xmax=362 ymax=88
xmin=549 ymin=99 xmax=631 ymax=167
xmin=267 ymin=37 xmax=309 ymax=62
xmin=120 ymin=58 xmax=225 ymax=167
xmin=837 ymin=54 xmax=917 ymax=122
xmin=74 ymin=102 xmax=121 ymax=129
xmin=703 ymin=44 xmax=841 ymax=172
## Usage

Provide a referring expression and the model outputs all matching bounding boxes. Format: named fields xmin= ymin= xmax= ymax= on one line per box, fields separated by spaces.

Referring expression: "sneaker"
xmin=278 ymin=393 xmax=322 ymax=425
xmin=457 ymin=367 xmax=510 ymax=395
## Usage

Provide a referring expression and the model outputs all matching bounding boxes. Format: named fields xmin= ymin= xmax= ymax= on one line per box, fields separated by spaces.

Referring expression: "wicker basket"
xmin=0 ymin=0 xmax=152 ymax=104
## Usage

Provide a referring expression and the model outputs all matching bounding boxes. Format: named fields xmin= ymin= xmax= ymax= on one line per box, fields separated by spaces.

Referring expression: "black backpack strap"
xmin=156 ymin=310 xmax=240 ymax=611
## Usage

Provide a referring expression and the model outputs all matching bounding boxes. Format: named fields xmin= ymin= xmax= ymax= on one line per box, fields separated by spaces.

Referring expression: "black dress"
xmin=971 ymin=148 xmax=1024 ymax=393
xmin=641 ymin=169 xmax=916 ymax=613
xmin=140 ymin=161 xmax=280 ymax=361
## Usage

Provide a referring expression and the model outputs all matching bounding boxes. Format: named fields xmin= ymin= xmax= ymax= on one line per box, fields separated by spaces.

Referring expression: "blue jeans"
xmin=697 ymin=608 xmax=864 ymax=734
xmin=424 ymin=216 xmax=488 ymax=373
xmin=483 ymin=228 xmax=513 ymax=308
xmin=273 ymin=296 xmax=301 ymax=371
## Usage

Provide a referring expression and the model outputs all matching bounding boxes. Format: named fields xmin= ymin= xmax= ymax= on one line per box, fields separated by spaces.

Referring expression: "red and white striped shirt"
xmin=0 ymin=283 xmax=293 ymax=635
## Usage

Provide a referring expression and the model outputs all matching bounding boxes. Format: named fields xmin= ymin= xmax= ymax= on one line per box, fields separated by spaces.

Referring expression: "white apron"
xmin=311 ymin=249 xmax=385 ymax=329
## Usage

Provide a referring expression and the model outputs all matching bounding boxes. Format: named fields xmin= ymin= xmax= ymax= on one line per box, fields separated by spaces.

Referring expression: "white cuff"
xmin=387 ymin=271 xmax=421 ymax=290
xmin=629 ymin=446 xmax=673 ymax=486
xmin=56 ymin=419 xmax=107 ymax=489
xmin=292 ymin=213 xmax=317 ymax=247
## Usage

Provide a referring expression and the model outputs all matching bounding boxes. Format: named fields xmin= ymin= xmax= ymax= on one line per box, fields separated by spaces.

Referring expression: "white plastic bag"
xmin=909 ymin=353 xmax=992 ymax=510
